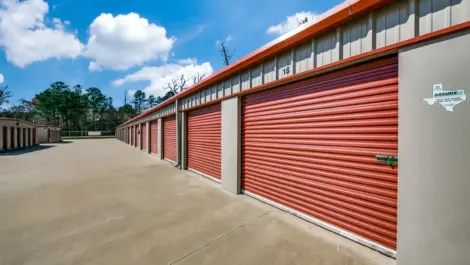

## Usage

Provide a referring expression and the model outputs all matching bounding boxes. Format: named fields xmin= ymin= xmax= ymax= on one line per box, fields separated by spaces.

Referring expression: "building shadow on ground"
xmin=0 ymin=145 xmax=56 ymax=156
xmin=56 ymin=141 xmax=73 ymax=144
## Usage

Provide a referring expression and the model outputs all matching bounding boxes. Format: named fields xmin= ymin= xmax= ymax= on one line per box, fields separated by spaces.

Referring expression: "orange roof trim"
xmin=117 ymin=0 xmax=391 ymax=128
xmin=118 ymin=0 xmax=470 ymax=128
xmin=0 ymin=117 xmax=36 ymax=126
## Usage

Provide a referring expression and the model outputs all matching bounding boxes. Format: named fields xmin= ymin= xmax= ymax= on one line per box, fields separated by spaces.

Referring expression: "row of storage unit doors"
xmin=126 ymin=117 xmax=177 ymax=162
xmin=124 ymin=56 xmax=398 ymax=251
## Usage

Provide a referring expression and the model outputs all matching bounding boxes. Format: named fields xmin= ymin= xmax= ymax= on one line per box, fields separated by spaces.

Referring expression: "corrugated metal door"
xmin=142 ymin=123 xmax=147 ymax=150
xmin=187 ymin=103 xmax=222 ymax=180
xmin=242 ymin=56 xmax=398 ymax=250
xmin=163 ymin=115 xmax=177 ymax=162
xmin=150 ymin=120 xmax=158 ymax=154
xmin=128 ymin=127 xmax=131 ymax=144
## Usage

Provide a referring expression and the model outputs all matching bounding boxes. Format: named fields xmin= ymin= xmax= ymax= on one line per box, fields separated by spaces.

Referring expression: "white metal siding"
xmin=205 ymin=87 xmax=211 ymax=102
xmin=217 ymin=83 xmax=224 ymax=98
xmin=232 ymin=75 xmax=241 ymax=93
xmin=316 ymin=30 xmax=340 ymax=67
xmin=376 ymin=0 xmax=416 ymax=49
xmin=37 ymin=128 xmax=48 ymax=143
xmin=343 ymin=15 xmax=374 ymax=59
xmin=224 ymin=80 xmax=232 ymax=96
xmin=263 ymin=59 xmax=276 ymax=83
xmin=251 ymin=65 xmax=263 ymax=87
xmin=295 ymin=42 xmax=314 ymax=73
xmin=277 ymin=52 xmax=293 ymax=79
xmin=419 ymin=0 xmax=470 ymax=34
xmin=241 ymin=70 xmax=251 ymax=90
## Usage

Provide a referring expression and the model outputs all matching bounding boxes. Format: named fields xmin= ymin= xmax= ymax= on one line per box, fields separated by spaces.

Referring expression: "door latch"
xmin=376 ymin=155 xmax=398 ymax=166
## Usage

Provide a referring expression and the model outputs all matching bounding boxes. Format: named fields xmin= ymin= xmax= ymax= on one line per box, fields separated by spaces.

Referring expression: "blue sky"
xmin=0 ymin=0 xmax=342 ymax=107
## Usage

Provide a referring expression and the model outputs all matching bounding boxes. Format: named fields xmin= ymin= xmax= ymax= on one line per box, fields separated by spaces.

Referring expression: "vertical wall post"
xmin=7 ymin=127 xmax=11 ymax=149
xmin=221 ymin=96 xmax=241 ymax=194
xmin=175 ymin=100 xmax=181 ymax=167
xmin=146 ymin=121 xmax=150 ymax=154
xmin=25 ymin=128 xmax=29 ymax=147
xmin=181 ymin=111 xmax=188 ymax=170
xmin=0 ymin=126 xmax=3 ymax=150
xmin=398 ymin=32 xmax=470 ymax=265
xmin=19 ymin=127 xmax=23 ymax=148
xmin=139 ymin=123 xmax=142 ymax=150
xmin=13 ymin=127 xmax=18 ymax=148
xmin=157 ymin=118 xmax=163 ymax=159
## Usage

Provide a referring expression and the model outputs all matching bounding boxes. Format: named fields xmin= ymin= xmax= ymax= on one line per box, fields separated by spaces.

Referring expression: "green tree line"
xmin=0 ymin=82 xmax=175 ymax=132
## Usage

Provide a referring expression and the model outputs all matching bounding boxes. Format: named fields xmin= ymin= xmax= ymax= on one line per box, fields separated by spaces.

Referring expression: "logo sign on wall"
xmin=423 ymin=84 xmax=466 ymax=112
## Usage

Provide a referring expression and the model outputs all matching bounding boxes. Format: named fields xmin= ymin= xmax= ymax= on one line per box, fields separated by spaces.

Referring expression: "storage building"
xmin=0 ymin=118 xmax=37 ymax=151
xmin=115 ymin=0 xmax=470 ymax=262
xmin=36 ymin=126 xmax=61 ymax=143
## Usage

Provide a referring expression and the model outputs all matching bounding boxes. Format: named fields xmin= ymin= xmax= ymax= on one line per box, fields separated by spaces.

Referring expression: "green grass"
xmin=61 ymin=135 xmax=116 ymax=140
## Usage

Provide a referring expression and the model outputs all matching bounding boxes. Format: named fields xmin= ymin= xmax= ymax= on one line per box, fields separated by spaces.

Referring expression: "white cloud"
xmin=177 ymin=58 xmax=197 ymax=65
xmin=52 ymin=17 xmax=65 ymax=31
xmin=0 ymin=0 xmax=84 ymax=67
xmin=176 ymin=24 xmax=205 ymax=45
xmin=113 ymin=61 xmax=213 ymax=97
xmin=216 ymin=35 xmax=232 ymax=45
xmin=267 ymin=11 xmax=319 ymax=36
xmin=88 ymin=61 xmax=102 ymax=72
xmin=84 ymin=13 xmax=176 ymax=71
xmin=0 ymin=73 xmax=3 ymax=84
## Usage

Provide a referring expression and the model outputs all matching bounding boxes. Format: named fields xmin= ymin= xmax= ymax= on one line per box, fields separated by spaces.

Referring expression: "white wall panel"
xmin=200 ymin=90 xmax=206 ymax=104
xmin=376 ymin=0 xmax=415 ymax=48
xmin=211 ymin=86 xmax=217 ymax=100
xmin=232 ymin=75 xmax=240 ymax=93
xmin=251 ymin=65 xmax=262 ymax=87
xmin=316 ymin=31 xmax=340 ymax=67
xmin=263 ymin=59 xmax=276 ymax=83
xmin=295 ymin=41 xmax=314 ymax=73
xmin=224 ymin=80 xmax=232 ymax=96
xmin=277 ymin=52 xmax=293 ymax=79
xmin=241 ymin=70 xmax=251 ymax=90
xmin=205 ymin=88 xmax=211 ymax=102
xmin=343 ymin=16 xmax=374 ymax=59
xmin=420 ymin=0 xmax=470 ymax=34
xmin=217 ymin=83 xmax=224 ymax=98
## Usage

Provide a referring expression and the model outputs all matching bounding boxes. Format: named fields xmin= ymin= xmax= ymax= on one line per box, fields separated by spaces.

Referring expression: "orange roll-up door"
xmin=163 ymin=115 xmax=177 ymax=162
xmin=242 ymin=56 xmax=398 ymax=250
xmin=150 ymin=120 xmax=158 ymax=154
xmin=187 ymin=103 xmax=221 ymax=180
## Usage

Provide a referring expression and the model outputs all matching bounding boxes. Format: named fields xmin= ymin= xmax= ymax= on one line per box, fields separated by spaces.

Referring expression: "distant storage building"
xmin=0 ymin=118 xmax=37 ymax=151
xmin=36 ymin=126 xmax=61 ymax=143
xmin=115 ymin=0 xmax=470 ymax=263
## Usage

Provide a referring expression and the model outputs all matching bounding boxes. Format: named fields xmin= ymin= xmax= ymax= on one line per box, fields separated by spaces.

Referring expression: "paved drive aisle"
xmin=0 ymin=140 xmax=394 ymax=265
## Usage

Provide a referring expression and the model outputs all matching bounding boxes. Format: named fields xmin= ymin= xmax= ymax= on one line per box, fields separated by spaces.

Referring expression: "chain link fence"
xmin=61 ymin=131 xmax=115 ymax=137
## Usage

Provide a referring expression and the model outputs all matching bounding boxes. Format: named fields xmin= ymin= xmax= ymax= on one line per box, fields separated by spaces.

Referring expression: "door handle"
xmin=376 ymin=155 xmax=398 ymax=166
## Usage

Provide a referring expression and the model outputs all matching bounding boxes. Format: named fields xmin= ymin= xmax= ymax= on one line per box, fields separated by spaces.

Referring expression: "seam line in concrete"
xmin=168 ymin=210 xmax=272 ymax=265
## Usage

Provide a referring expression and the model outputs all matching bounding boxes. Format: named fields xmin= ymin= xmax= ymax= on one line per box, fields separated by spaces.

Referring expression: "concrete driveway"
xmin=0 ymin=140 xmax=395 ymax=265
